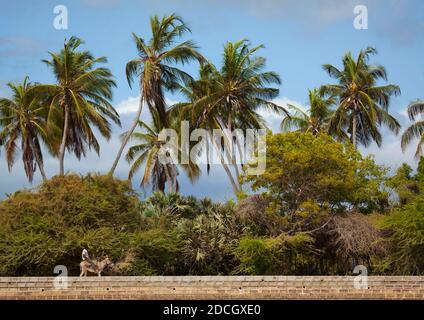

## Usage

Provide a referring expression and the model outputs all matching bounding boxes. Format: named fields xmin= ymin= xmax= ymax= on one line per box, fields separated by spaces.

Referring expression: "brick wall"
xmin=1 ymin=276 xmax=424 ymax=300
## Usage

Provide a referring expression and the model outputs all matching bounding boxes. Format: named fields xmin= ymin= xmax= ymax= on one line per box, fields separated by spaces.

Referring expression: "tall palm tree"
xmin=401 ymin=100 xmax=424 ymax=158
xmin=36 ymin=36 xmax=119 ymax=175
xmin=109 ymin=14 xmax=204 ymax=176
xmin=177 ymin=40 xmax=286 ymax=193
xmin=320 ymin=47 xmax=401 ymax=149
xmin=0 ymin=77 xmax=48 ymax=182
xmin=281 ymin=88 xmax=335 ymax=135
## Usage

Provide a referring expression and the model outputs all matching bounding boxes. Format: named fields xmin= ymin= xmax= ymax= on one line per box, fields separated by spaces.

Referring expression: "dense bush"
xmin=0 ymin=174 xmax=140 ymax=276
xmin=233 ymin=234 xmax=316 ymax=275
xmin=380 ymin=194 xmax=424 ymax=274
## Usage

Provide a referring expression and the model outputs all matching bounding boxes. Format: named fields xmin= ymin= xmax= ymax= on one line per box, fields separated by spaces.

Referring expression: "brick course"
xmin=1 ymin=276 xmax=424 ymax=300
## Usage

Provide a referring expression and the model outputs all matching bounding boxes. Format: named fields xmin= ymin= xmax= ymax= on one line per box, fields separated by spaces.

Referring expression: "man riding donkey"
xmin=80 ymin=248 xmax=114 ymax=277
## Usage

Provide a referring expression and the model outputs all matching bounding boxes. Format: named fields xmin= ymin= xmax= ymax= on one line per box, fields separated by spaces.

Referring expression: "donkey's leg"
xmin=98 ymin=272 xmax=101 ymax=277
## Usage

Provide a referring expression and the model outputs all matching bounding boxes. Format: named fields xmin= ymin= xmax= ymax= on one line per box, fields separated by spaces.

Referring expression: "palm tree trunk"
xmin=29 ymin=138 xmax=47 ymax=181
xmin=59 ymin=104 xmax=70 ymax=176
xmin=38 ymin=161 xmax=47 ymax=181
xmin=235 ymin=137 xmax=245 ymax=168
xmin=224 ymin=135 xmax=241 ymax=182
xmin=209 ymin=132 xmax=241 ymax=193
xmin=109 ymin=94 xmax=143 ymax=176
xmin=164 ymin=165 xmax=174 ymax=193
xmin=351 ymin=114 xmax=357 ymax=149
xmin=220 ymin=118 xmax=242 ymax=183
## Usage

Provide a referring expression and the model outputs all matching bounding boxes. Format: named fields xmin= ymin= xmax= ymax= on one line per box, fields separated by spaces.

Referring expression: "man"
xmin=82 ymin=248 xmax=94 ymax=267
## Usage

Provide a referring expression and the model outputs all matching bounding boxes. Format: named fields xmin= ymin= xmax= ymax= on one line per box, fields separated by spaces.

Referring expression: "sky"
xmin=0 ymin=0 xmax=424 ymax=200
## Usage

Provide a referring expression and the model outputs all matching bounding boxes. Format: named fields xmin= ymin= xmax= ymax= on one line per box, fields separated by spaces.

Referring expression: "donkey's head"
xmin=104 ymin=256 xmax=114 ymax=268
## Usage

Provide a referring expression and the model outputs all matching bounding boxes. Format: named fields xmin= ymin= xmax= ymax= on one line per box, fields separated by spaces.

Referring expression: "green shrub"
xmin=0 ymin=174 xmax=140 ymax=276
xmin=130 ymin=228 xmax=182 ymax=275
xmin=233 ymin=233 xmax=316 ymax=275
xmin=233 ymin=237 xmax=279 ymax=275
xmin=380 ymin=194 xmax=424 ymax=274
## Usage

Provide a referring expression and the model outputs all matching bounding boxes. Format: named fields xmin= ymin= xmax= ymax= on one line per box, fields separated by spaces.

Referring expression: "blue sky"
xmin=1 ymin=0 xmax=424 ymax=200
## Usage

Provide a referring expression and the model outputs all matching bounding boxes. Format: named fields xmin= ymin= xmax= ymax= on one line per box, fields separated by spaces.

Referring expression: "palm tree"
xmin=126 ymin=105 xmax=200 ymax=193
xmin=177 ymin=40 xmax=286 ymax=193
xmin=36 ymin=36 xmax=119 ymax=175
xmin=0 ymin=77 xmax=48 ymax=182
xmin=109 ymin=14 xmax=204 ymax=176
xmin=401 ymin=100 xmax=424 ymax=158
xmin=125 ymin=108 xmax=179 ymax=193
xmin=281 ymin=88 xmax=335 ymax=135
xmin=320 ymin=47 xmax=401 ymax=149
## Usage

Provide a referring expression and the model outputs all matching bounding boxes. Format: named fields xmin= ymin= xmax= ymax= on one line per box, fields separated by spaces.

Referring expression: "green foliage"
xmin=0 ymin=174 xmax=140 ymax=276
xmin=176 ymin=210 xmax=243 ymax=275
xmin=130 ymin=228 xmax=182 ymax=274
xmin=233 ymin=234 xmax=316 ymax=275
xmin=243 ymin=132 xmax=388 ymax=216
xmin=401 ymin=100 xmax=424 ymax=158
xmin=417 ymin=157 xmax=424 ymax=184
xmin=233 ymin=237 xmax=279 ymax=275
xmin=380 ymin=194 xmax=424 ymax=274
xmin=387 ymin=163 xmax=420 ymax=205
xmin=321 ymin=47 xmax=400 ymax=148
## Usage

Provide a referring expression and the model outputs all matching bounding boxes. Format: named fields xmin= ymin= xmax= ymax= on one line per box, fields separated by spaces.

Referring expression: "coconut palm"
xmin=176 ymin=40 xmax=287 ymax=193
xmin=125 ymin=108 xmax=180 ymax=193
xmin=401 ymin=100 xmax=424 ymax=158
xmin=36 ymin=36 xmax=119 ymax=175
xmin=320 ymin=47 xmax=401 ymax=149
xmin=281 ymin=88 xmax=335 ymax=135
xmin=109 ymin=14 xmax=204 ymax=175
xmin=0 ymin=77 xmax=49 ymax=182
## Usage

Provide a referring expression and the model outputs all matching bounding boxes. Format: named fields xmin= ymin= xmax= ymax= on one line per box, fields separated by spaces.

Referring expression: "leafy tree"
xmin=242 ymin=132 xmax=388 ymax=217
xmin=110 ymin=14 xmax=204 ymax=175
xmin=320 ymin=47 xmax=400 ymax=148
xmin=36 ymin=37 xmax=119 ymax=175
xmin=401 ymin=100 xmax=424 ymax=158
xmin=386 ymin=163 xmax=420 ymax=205
xmin=0 ymin=77 xmax=49 ymax=182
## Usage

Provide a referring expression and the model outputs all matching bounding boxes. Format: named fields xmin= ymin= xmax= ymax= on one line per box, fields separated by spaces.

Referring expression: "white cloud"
xmin=115 ymin=95 xmax=179 ymax=116
xmin=115 ymin=95 xmax=142 ymax=115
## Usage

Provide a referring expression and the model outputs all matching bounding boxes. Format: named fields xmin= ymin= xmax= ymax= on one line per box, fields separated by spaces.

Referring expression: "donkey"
xmin=79 ymin=256 xmax=114 ymax=277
